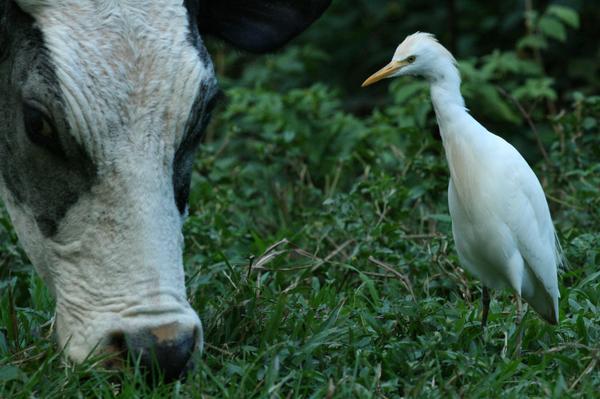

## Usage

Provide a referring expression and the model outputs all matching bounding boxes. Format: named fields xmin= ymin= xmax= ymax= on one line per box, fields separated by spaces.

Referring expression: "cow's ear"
xmin=196 ymin=0 xmax=331 ymax=53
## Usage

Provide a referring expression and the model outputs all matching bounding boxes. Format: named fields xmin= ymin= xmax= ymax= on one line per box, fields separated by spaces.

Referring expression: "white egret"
xmin=362 ymin=32 xmax=563 ymax=328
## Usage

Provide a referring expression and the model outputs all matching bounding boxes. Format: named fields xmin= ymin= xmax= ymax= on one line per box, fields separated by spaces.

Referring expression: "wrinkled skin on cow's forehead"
xmin=0 ymin=0 xmax=331 ymax=373
xmin=0 ymin=0 xmax=215 ymax=363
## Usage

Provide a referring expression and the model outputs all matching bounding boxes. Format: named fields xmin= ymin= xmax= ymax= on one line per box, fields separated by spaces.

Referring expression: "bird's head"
xmin=362 ymin=32 xmax=457 ymax=87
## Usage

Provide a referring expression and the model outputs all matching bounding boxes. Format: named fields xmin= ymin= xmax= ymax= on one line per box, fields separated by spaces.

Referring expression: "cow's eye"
xmin=23 ymin=104 xmax=64 ymax=157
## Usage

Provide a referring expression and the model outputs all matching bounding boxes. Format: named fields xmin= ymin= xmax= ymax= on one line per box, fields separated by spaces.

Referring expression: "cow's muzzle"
xmin=106 ymin=322 xmax=200 ymax=382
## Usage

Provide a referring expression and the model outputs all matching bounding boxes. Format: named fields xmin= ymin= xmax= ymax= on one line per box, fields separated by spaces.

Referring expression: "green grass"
xmin=1 ymin=79 xmax=599 ymax=397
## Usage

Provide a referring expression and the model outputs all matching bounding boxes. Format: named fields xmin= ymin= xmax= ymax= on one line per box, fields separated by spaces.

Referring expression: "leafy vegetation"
xmin=1 ymin=0 xmax=599 ymax=397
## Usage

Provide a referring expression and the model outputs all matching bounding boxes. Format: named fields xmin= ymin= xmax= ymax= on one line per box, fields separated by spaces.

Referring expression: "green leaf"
xmin=426 ymin=214 xmax=452 ymax=223
xmin=547 ymin=5 xmax=580 ymax=29
xmin=524 ymin=10 xmax=539 ymax=28
xmin=582 ymin=117 xmax=597 ymax=131
xmin=0 ymin=365 xmax=28 ymax=383
xmin=513 ymin=78 xmax=557 ymax=101
xmin=358 ymin=274 xmax=380 ymax=304
xmin=538 ymin=16 xmax=567 ymax=42
xmin=517 ymin=34 xmax=548 ymax=50
xmin=468 ymin=83 xmax=521 ymax=124
xmin=390 ymin=80 xmax=428 ymax=105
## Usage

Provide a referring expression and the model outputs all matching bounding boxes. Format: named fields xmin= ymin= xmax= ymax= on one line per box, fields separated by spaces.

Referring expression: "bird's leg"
xmin=481 ymin=286 xmax=490 ymax=329
xmin=513 ymin=294 xmax=523 ymax=357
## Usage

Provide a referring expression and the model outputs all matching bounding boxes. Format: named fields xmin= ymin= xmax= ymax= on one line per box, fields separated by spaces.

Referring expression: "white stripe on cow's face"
xmin=9 ymin=0 xmax=215 ymax=362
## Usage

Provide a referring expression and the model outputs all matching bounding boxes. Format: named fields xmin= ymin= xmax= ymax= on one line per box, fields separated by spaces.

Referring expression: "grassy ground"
xmin=1 ymin=76 xmax=599 ymax=397
xmin=0 ymin=82 xmax=600 ymax=398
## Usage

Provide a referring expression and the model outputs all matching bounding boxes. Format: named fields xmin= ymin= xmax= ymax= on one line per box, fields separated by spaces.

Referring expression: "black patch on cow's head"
xmin=174 ymin=1 xmax=223 ymax=215
xmin=172 ymin=83 xmax=221 ymax=215
xmin=0 ymin=5 xmax=97 ymax=237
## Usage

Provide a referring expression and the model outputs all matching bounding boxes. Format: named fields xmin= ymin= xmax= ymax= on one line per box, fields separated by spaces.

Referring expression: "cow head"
xmin=0 ymin=0 xmax=330 ymax=380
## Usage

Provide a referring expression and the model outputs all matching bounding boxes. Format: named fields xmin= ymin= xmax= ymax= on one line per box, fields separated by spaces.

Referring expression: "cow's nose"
xmin=112 ymin=323 xmax=198 ymax=382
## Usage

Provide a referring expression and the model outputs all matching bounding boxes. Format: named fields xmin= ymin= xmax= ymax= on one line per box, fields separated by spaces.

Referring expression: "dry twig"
xmin=368 ymin=256 xmax=416 ymax=301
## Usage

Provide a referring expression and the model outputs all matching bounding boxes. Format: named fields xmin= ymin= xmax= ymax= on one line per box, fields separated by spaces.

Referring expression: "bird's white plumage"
xmin=363 ymin=32 xmax=562 ymax=324
xmin=444 ymin=115 xmax=560 ymax=323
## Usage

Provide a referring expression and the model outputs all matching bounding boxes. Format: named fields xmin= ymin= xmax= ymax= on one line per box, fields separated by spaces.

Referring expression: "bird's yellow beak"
xmin=361 ymin=60 xmax=408 ymax=87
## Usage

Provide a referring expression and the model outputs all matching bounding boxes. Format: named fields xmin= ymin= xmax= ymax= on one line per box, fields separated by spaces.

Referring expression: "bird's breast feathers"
xmin=444 ymin=129 xmax=544 ymax=223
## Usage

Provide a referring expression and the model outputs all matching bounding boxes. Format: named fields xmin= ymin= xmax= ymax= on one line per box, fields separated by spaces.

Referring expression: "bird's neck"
xmin=428 ymin=62 xmax=467 ymax=139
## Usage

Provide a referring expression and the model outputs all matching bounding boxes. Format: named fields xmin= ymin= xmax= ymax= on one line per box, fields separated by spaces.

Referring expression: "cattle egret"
xmin=362 ymin=32 xmax=564 ymax=328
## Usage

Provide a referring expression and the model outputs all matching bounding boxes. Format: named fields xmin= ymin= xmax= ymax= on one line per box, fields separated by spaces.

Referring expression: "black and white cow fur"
xmin=0 ymin=0 xmax=330 ymax=379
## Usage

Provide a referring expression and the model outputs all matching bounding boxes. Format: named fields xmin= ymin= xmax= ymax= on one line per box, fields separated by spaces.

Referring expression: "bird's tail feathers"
xmin=526 ymin=286 xmax=559 ymax=325
xmin=522 ymin=264 xmax=560 ymax=324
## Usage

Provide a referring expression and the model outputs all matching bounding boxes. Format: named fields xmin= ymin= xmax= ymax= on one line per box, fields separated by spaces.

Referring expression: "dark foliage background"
xmin=1 ymin=0 xmax=599 ymax=397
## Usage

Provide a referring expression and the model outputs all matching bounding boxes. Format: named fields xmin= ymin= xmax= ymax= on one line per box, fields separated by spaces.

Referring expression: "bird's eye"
xmin=406 ymin=55 xmax=417 ymax=63
xmin=22 ymin=104 xmax=64 ymax=157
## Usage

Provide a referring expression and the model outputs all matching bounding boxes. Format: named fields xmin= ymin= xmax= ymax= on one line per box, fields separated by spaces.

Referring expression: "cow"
xmin=0 ymin=0 xmax=330 ymax=380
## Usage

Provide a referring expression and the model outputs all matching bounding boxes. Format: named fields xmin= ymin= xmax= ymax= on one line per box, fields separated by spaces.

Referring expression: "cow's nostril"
xmin=124 ymin=323 xmax=197 ymax=383
xmin=108 ymin=331 xmax=126 ymax=352
xmin=104 ymin=331 xmax=127 ymax=369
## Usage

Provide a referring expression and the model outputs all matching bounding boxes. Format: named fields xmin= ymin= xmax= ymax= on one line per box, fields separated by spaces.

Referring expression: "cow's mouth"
xmin=101 ymin=323 xmax=199 ymax=383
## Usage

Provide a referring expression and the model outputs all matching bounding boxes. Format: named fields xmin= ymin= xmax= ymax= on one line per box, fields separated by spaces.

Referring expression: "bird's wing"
xmin=492 ymin=136 xmax=559 ymax=299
